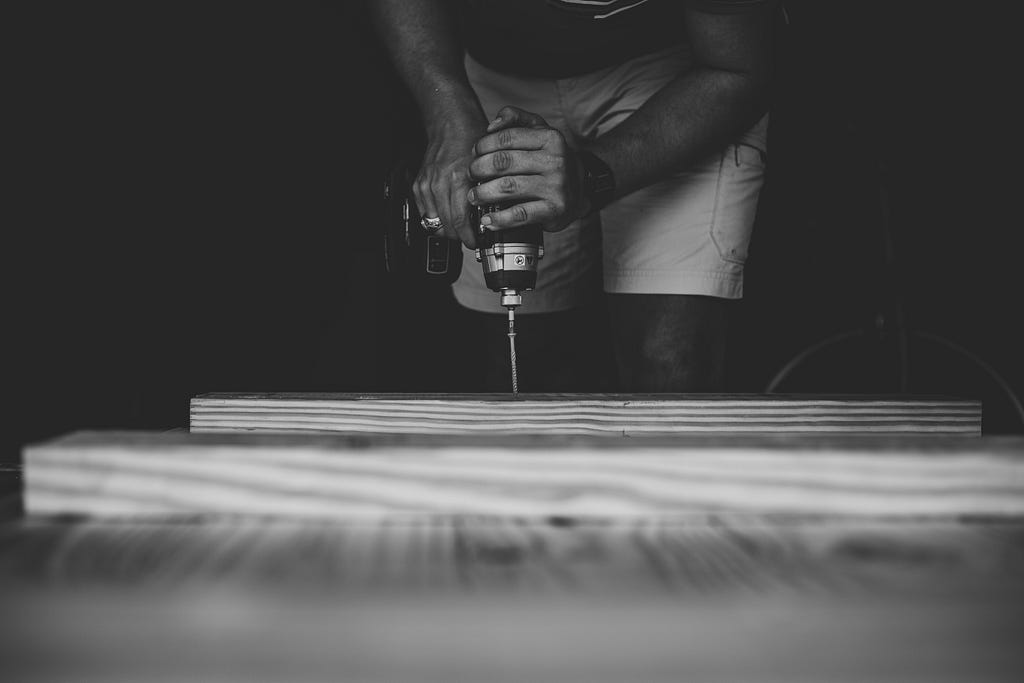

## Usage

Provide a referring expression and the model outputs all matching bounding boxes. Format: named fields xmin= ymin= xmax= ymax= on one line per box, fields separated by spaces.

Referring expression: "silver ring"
xmin=420 ymin=216 xmax=443 ymax=234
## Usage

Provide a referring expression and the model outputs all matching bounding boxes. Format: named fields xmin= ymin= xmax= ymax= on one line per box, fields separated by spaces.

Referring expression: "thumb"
xmin=486 ymin=105 xmax=549 ymax=132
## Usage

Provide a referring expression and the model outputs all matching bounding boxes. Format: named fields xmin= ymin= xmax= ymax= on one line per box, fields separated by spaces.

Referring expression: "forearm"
xmin=368 ymin=0 xmax=485 ymax=131
xmin=370 ymin=0 xmax=490 ymax=244
xmin=586 ymin=6 xmax=774 ymax=198
xmin=587 ymin=66 xmax=770 ymax=198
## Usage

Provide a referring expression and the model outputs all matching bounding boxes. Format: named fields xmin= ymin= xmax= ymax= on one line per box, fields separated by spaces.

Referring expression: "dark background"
xmin=10 ymin=1 xmax=1024 ymax=465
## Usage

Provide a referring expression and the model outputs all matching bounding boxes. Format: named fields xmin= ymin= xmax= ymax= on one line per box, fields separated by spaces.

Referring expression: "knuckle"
xmin=511 ymin=204 xmax=529 ymax=223
xmin=497 ymin=128 xmax=514 ymax=148
xmin=500 ymin=176 xmax=518 ymax=193
xmin=493 ymin=150 xmax=513 ymax=172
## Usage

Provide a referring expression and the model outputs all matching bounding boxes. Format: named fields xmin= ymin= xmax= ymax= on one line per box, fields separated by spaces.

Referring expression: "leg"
xmin=608 ymin=293 xmax=728 ymax=392
xmin=557 ymin=48 xmax=768 ymax=394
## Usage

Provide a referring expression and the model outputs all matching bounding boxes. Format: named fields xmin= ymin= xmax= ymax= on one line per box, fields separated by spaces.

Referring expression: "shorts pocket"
xmin=710 ymin=142 xmax=767 ymax=265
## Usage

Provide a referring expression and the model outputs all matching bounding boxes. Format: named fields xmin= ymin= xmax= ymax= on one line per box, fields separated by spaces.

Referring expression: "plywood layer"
xmin=190 ymin=393 xmax=983 ymax=436
xmin=22 ymin=430 xmax=1024 ymax=519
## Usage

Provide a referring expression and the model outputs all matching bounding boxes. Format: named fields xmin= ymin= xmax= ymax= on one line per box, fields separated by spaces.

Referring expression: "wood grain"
xmin=190 ymin=393 xmax=983 ymax=435
xmin=22 ymin=430 xmax=1024 ymax=519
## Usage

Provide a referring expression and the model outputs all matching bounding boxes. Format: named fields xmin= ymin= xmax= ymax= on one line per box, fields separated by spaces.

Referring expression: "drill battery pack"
xmin=382 ymin=157 xmax=463 ymax=285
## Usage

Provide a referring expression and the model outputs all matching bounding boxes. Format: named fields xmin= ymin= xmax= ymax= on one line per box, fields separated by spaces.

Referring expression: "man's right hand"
xmin=370 ymin=0 xmax=489 ymax=245
xmin=368 ymin=0 xmax=488 ymax=247
xmin=413 ymin=112 xmax=488 ymax=249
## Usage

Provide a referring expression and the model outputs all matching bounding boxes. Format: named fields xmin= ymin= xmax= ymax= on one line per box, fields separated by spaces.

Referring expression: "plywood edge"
xmin=22 ymin=429 xmax=1022 ymax=455
xmin=192 ymin=392 xmax=983 ymax=405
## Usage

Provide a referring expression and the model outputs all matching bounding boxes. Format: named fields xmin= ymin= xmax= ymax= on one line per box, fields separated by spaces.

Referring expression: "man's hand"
xmin=368 ymin=0 xmax=488 ymax=248
xmin=414 ymin=109 xmax=488 ymax=249
xmin=468 ymin=106 xmax=589 ymax=233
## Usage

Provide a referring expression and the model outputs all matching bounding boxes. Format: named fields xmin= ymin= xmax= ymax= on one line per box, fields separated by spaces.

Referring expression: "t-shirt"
xmin=459 ymin=0 xmax=776 ymax=78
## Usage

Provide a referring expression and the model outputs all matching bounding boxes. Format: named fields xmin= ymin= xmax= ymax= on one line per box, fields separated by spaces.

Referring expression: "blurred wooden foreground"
xmin=1 ymin=515 xmax=1023 ymax=682
xmin=5 ymin=414 xmax=1024 ymax=681
xmin=22 ymin=430 xmax=1024 ymax=518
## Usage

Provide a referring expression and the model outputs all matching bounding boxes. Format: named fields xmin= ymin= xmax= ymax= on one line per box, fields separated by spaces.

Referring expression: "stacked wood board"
xmin=22 ymin=430 xmax=1024 ymax=519
xmin=189 ymin=393 xmax=983 ymax=436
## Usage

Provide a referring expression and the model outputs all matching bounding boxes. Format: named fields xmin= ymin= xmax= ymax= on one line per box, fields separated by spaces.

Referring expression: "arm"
xmin=369 ymin=0 xmax=488 ymax=246
xmin=590 ymin=7 xmax=774 ymax=197
xmin=468 ymin=6 xmax=775 ymax=231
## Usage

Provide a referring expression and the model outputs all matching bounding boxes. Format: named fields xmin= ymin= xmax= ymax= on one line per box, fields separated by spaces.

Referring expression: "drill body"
xmin=474 ymin=221 xmax=545 ymax=307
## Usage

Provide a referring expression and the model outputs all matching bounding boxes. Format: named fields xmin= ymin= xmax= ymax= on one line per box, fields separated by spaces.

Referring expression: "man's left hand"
xmin=468 ymin=106 xmax=589 ymax=233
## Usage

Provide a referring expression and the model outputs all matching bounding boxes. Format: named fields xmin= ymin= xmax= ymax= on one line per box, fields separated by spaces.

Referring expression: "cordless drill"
xmin=474 ymin=210 xmax=545 ymax=394
xmin=383 ymin=159 xmax=544 ymax=394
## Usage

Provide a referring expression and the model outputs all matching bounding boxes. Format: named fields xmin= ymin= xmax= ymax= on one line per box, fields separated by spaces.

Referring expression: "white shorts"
xmin=454 ymin=46 xmax=768 ymax=314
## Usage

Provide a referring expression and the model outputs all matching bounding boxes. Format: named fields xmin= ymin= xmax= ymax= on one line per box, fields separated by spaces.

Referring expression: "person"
xmin=370 ymin=0 xmax=777 ymax=392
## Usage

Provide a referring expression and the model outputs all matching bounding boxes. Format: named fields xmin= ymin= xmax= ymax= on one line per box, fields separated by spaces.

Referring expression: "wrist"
xmin=577 ymin=149 xmax=616 ymax=215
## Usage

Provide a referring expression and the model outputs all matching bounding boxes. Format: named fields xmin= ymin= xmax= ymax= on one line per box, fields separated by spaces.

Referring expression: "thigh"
xmin=600 ymin=136 xmax=767 ymax=300
xmin=608 ymin=293 xmax=729 ymax=393
xmin=567 ymin=50 xmax=768 ymax=299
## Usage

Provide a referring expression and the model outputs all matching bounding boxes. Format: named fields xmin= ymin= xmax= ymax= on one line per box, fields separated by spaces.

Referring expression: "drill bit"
xmin=507 ymin=306 xmax=518 ymax=396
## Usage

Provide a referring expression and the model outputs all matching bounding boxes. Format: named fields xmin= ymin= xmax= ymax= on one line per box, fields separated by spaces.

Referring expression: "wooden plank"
xmin=22 ymin=430 xmax=1024 ymax=519
xmin=190 ymin=392 xmax=983 ymax=436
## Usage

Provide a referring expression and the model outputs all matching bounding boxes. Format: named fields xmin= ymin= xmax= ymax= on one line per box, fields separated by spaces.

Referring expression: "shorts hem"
xmin=604 ymin=269 xmax=744 ymax=299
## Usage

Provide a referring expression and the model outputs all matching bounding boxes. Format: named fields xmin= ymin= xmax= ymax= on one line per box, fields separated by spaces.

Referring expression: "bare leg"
xmin=607 ymin=294 xmax=728 ymax=393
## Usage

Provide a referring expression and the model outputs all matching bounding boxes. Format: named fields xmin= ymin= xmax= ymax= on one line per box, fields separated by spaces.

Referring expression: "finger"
xmin=469 ymin=150 xmax=557 ymax=181
xmin=413 ymin=170 xmax=445 ymax=236
xmin=468 ymin=174 xmax=546 ymax=207
xmin=474 ymin=126 xmax=563 ymax=156
xmin=429 ymin=171 xmax=461 ymax=241
xmin=486 ymin=105 xmax=549 ymax=133
xmin=478 ymin=200 xmax=561 ymax=232
xmin=447 ymin=167 xmax=478 ymax=248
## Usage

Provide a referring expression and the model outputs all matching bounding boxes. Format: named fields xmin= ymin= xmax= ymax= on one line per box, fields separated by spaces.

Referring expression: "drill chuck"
xmin=499 ymin=288 xmax=522 ymax=308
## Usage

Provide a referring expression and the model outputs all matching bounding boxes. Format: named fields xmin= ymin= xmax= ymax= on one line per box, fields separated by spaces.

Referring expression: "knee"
xmin=609 ymin=294 xmax=729 ymax=392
